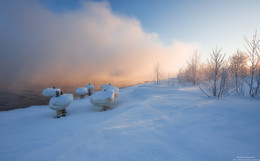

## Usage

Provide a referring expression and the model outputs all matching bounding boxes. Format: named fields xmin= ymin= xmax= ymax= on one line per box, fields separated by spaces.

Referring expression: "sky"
xmin=38 ymin=0 xmax=260 ymax=53
xmin=0 ymin=0 xmax=259 ymax=88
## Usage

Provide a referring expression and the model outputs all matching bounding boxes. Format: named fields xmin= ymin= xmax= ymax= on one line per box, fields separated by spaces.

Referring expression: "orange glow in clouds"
xmin=0 ymin=1 xmax=198 ymax=88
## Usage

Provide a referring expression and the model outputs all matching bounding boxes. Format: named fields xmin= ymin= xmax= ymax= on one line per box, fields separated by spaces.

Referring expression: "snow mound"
xmin=75 ymin=87 xmax=88 ymax=96
xmin=42 ymin=88 xmax=61 ymax=97
xmin=49 ymin=94 xmax=73 ymax=111
xmin=90 ymin=90 xmax=114 ymax=107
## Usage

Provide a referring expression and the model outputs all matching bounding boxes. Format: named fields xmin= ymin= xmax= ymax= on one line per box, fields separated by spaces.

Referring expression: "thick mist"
xmin=0 ymin=0 xmax=198 ymax=88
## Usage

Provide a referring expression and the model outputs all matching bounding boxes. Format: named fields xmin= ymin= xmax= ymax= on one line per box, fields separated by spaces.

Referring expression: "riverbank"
xmin=0 ymin=81 xmax=143 ymax=111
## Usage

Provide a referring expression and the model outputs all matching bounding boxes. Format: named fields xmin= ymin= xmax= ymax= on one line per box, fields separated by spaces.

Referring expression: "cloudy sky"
xmin=0 ymin=0 xmax=259 ymax=87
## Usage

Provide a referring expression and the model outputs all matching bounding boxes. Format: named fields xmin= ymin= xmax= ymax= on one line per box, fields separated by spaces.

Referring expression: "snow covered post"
xmin=49 ymin=91 xmax=73 ymax=118
xmin=90 ymin=90 xmax=115 ymax=111
xmin=90 ymin=83 xmax=119 ymax=111
xmin=75 ymin=87 xmax=88 ymax=99
xmin=85 ymin=83 xmax=95 ymax=96
xmin=101 ymin=83 xmax=119 ymax=98
xmin=42 ymin=87 xmax=61 ymax=97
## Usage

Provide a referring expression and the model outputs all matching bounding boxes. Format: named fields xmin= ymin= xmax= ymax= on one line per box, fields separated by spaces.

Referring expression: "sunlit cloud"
xmin=0 ymin=0 xmax=199 ymax=87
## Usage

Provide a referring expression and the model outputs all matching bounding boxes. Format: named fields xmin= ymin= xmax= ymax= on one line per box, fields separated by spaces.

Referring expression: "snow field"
xmin=0 ymin=80 xmax=260 ymax=161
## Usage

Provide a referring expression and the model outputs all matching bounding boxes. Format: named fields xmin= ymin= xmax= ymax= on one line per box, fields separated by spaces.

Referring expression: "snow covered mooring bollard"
xmin=86 ymin=83 xmax=95 ymax=96
xmin=49 ymin=91 xmax=73 ymax=118
xmin=90 ymin=90 xmax=114 ymax=111
xmin=76 ymin=87 xmax=88 ymax=99
xmin=42 ymin=86 xmax=61 ymax=97
xmin=101 ymin=84 xmax=119 ymax=98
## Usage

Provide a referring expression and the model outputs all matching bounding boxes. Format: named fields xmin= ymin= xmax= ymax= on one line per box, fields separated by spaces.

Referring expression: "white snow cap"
xmin=76 ymin=87 xmax=88 ymax=96
xmin=86 ymin=84 xmax=94 ymax=90
xmin=49 ymin=94 xmax=73 ymax=111
xmin=42 ymin=88 xmax=61 ymax=97
xmin=101 ymin=84 xmax=119 ymax=97
xmin=90 ymin=90 xmax=114 ymax=107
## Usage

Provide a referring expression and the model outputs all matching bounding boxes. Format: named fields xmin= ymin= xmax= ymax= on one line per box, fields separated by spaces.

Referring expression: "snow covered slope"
xmin=0 ymin=80 xmax=260 ymax=161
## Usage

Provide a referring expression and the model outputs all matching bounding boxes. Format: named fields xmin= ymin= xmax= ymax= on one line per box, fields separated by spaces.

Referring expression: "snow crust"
xmin=1 ymin=79 xmax=260 ymax=161
xmin=49 ymin=94 xmax=74 ymax=111
xmin=75 ymin=87 xmax=88 ymax=96
xmin=42 ymin=88 xmax=61 ymax=97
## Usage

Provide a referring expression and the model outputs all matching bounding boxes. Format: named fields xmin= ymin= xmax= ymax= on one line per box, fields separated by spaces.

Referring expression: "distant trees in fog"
xmin=153 ymin=62 xmax=174 ymax=86
xmin=154 ymin=62 xmax=162 ymax=85
xmin=178 ymin=31 xmax=260 ymax=98
xmin=177 ymin=50 xmax=201 ymax=85
xmin=186 ymin=50 xmax=201 ymax=85
xmin=229 ymin=50 xmax=247 ymax=94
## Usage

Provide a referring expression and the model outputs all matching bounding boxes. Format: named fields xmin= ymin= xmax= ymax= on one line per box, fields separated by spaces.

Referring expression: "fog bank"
xmin=0 ymin=0 xmax=198 ymax=88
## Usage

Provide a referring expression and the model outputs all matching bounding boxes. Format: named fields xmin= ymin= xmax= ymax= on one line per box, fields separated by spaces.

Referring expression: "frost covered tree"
xmin=197 ymin=47 xmax=227 ymax=97
xmin=186 ymin=49 xmax=201 ymax=85
xmin=208 ymin=47 xmax=226 ymax=97
xmin=177 ymin=31 xmax=260 ymax=98
xmin=244 ymin=31 xmax=260 ymax=97
xmin=218 ymin=67 xmax=230 ymax=98
xmin=167 ymin=72 xmax=173 ymax=86
xmin=177 ymin=49 xmax=202 ymax=85
xmin=228 ymin=50 xmax=247 ymax=94
xmin=154 ymin=62 xmax=162 ymax=85
xmin=177 ymin=68 xmax=185 ymax=82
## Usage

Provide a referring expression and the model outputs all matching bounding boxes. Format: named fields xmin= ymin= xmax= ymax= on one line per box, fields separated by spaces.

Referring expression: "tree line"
xmin=177 ymin=31 xmax=260 ymax=98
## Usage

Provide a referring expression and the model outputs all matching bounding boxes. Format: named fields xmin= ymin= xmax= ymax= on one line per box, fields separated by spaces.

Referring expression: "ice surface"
xmin=0 ymin=79 xmax=260 ymax=161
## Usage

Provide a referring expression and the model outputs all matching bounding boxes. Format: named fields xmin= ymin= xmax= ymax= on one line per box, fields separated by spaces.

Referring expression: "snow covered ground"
xmin=0 ymin=79 xmax=260 ymax=161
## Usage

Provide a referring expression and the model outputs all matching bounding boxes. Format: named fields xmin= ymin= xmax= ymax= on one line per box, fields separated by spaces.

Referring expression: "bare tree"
xmin=218 ymin=67 xmax=230 ymax=98
xmin=167 ymin=72 xmax=172 ymax=86
xmin=254 ymin=68 xmax=260 ymax=96
xmin=177 ymin=32 xmax=260 ymax=98
xmin=177 ymin=50 xmax=202 ymax=85
xmin=209 ymin=47 xmax=226 ymax=97
xmin=177 ymin=68 xmax=187 ymax=83
xmin=229 ymin=50 xmax=247 ymax=94
xmin=244 ymin=31 xmax=260 ymax=97
xmin=154 ymin=62 xmax=162 ymax=85
xmin=187 ymin=49 xmax=201 ymax=85
xmin=197 ymin=47 xmax=227 ymax=97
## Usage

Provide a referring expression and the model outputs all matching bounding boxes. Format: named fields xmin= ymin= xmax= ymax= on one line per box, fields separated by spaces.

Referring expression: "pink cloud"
xmin=0 ymin=0 xmax=199 ymax=87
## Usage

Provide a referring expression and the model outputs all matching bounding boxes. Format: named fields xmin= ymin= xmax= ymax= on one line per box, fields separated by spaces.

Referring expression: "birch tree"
xmin=154 ymin=62 xmax=162 ymax=85
xmin=244 ymin=31 xmax=260 ymax=97
xmin=229 ymin=50 xmax=247 ymax=94
xmin=209 ymin=47 xmax=226 ymax=97
xmin=187 ymin=50 xmax=201 ymax=85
